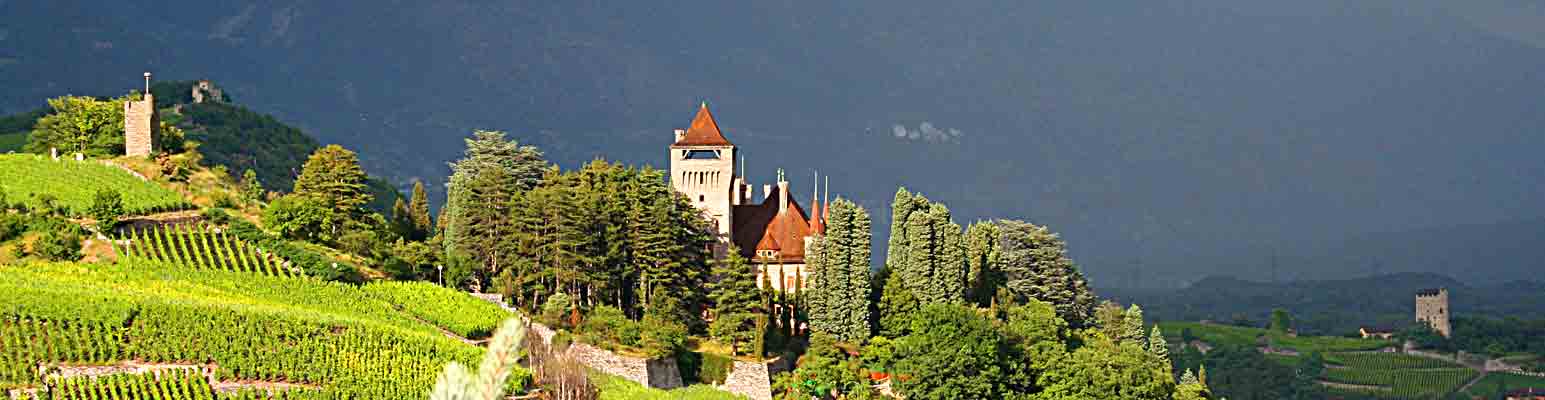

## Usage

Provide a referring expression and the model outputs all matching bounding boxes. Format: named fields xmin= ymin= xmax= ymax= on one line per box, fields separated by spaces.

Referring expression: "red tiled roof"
xmin=732 ymin=185 xmax=812 ymax=263
xmin=673 ymin=103 xmax=733 ymax=147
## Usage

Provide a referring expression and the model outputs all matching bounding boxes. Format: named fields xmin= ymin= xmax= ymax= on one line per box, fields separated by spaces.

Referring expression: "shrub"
xmin=33 ymin=227 xmax=82 ymax=261
xmin=640 ymin=314 xmax=688 ymax=359
xmin=210 ymin=192 xmax=238 ymax=209
xmin=681 ymin=352 xmax=735 ymax=385
xmin=222 ymin=218 xmax=360 ymax=283
xmin=87 ymin=189 xmax=125 ymax=229
xmin=263 ymin=195 xmax=337 ymax=243
xmin=541 ymin=293 xmax=573 ymax=327
xmin=0 ymin=213 xmax=25 ymax=242
xmin=580 ymin=305 xmax=637 ymax=345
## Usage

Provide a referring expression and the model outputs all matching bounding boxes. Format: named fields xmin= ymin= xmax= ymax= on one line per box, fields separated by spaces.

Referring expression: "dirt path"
xmin=1455 ymin=370 xmax=1488 ymax=394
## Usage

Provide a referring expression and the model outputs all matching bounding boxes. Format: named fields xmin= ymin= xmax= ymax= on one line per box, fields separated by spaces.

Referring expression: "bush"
xmin=679 ymin=351 xmax=735 ymax=385
xmin=201 ymin=207 xmax=232 ymax=225
xmin=33 ymin=227 xmax=82 ymax=261
xmin=222 ymin=218 xmax=360 ymax=283
xmin=640 ymin=314 xmax=688 ymax=359
xmin=262 ymin=195 xmax=337 ymax=243
xmin=87 ymin=189 xmax=125 ymax=229
xmin=541 ymin=292 xmax=573 ymax=327
xmin=580 ymin=305 xmax=642 ymax=347
xmin=209 ymin=192 xmax=238 ymax=209
xmin=0 ymin=213 xmax=25 ymax=242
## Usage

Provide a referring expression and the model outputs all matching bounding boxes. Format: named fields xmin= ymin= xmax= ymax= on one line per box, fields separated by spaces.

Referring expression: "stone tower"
xmin=191 ymin=79 xmax=223 ymax=104
xmin=124 ymin=72 xmax=158 ymax=157
xmin=1415 ymin=288 xmax=1451 ymax=338
xmin=669 ymin=103 xmax=737 ymax=257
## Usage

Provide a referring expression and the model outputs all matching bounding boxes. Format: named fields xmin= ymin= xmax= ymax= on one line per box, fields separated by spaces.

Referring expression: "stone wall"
xmin=717 ymin=359 xmax=777 ymax=400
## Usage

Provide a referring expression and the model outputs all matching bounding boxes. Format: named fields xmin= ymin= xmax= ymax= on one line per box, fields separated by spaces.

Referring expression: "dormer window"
xmin=684 ymin=150 xmax=721 ymax=160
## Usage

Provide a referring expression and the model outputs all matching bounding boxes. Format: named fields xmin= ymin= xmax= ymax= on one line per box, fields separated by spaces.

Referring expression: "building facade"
xmin=1415 ymin=288 xmax=1452 ymax=338
xmin=668 ymin=103 xmax=825 ymax=293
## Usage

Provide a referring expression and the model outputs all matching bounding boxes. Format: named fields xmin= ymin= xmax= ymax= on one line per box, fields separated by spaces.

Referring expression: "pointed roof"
xmin=673 ymin=102 xmax=734 ymax=147
xmin=732 ymin=184 xmax=814 ymax=263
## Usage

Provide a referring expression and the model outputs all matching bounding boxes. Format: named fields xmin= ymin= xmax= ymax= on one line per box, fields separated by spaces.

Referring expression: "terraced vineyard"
xmin=1322 ymin=352 xmax=1477 ymax=399
xmin=0 ymin=154 xmax=194 ymax=216
xmin=116 ymin=224 xmax=296 ymax=278
xmin=363 ymin=281 xmax=510 ymax=339
xmin=0 ymin=259 xmax=524 ymax=398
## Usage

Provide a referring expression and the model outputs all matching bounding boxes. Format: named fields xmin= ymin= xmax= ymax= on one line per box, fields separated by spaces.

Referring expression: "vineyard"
xmin=0 ymin=259 xmax=526 ymax=398
xmin=116 ymin=224 xmax=297 ymax=278
xmin=0 ymin=154 xmax=193 ymax=216
xmin=1321 ymin=352 xmax=1477 ymax=399
xmin=362 ymin=281 xmax=510 ymax=339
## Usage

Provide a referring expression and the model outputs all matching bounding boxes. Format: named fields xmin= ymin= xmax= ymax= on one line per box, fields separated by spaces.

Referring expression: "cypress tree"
xmin=408 ymin=179 xmax=432 ymax=240
xmin=806 ymin=198 xmax=873 ymax=342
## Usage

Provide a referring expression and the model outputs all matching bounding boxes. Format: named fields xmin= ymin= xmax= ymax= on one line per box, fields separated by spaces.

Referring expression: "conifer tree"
xmin=443 ymin=130 xmax=547 ymax=260
xmin=408 ymin=179 xmax=433 ymax=240
xmin=1149 ymin=325 xmax=1169 ymax=361
xmin=964 ymin=221 xmax=1002 ymax=307
xmin=240 ymin=169 xmax=264 ymax=204
xmin=292 ymin=144 xmax=371 ymax=223
xmin=711 ymin=246 xmax=760 ymax=316
xmin=806 ymin=198 xmax=873 ymax=342
xmin=995 ymin=219 xmax=1098 ymax=327
xmin=903 ymin=203 xmax=965 ymax=305
xmin=1123 ymin=304 xmax=1146 ymax=345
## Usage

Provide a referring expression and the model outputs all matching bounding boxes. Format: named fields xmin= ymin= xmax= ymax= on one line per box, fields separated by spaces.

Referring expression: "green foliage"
xmin=442 ymin=130 xmax=547 ymax=274
xmin=430 ymin=318 xmax=529 ymax=400
xmin=964 ymin=221 xmax=1002 ymax=307
xmin=640 ymin=311 xmax=688 ymax=359
xmin=293 ymin=144 xmax=371 ymax=224
xmin=995 ymin=219 xmax=1097 ymax=327
xmin=708 ymin=313 xmax=758 ymax=356
xmin=407 ymin=179 xmax=433 ymax=240
xmin=773 ymin=332 xmax=874 ymax=399
xmin=805 ymin=198 xmax=874 ymax=342
xmin=877 ymin=266 xmax=919 ymax=338
xmin=240 ymin=168 xmax=264 ymax=204
xmin=892 ymin=303 xmax=1008 ymax=400
xmin=0 ymin=154 xmax=194 ymax=216
xmin=591 ymin=371 xmax=747 ymax=400
xmin=581 ymin=306 xmax=643 ymax=348
xmin=1270 ymin=308 xmax=1294 ymax=333
xmin=364 ymin=281 xmax=512 ymax=339
xmin=1038 ymin=334 xmax=1175 ymax=400
xmin=86 ymin=188 xmax=125 ymax=229
xmin=222 ymin=218 xmax=360 ymax=282
xmin=540 ymin=292 xmax=573 ymax=328
xmin=31 ymin=224 xmax=82 ymax=261
xmin=710 ymin=248 xmax=760 ymax=349
xmin=1172 ymin=343 xmax=1323 ymax=400
xmin=43 ymin=369 xmax=247 ymax=399
xmin=0 ymin=107 xmax=47 ymax=152
xmin=263 ymin=194 xmax=338 ymax=243
xmin=177 ymin=102 xmax=318 ymax=192
xmin=0 ymin=260 xmax=513 ymax=397
xmin=1158 ymin=321 xmax=1390 ymax=355
xmin=23 ymin=95 xmax=127 ymax=156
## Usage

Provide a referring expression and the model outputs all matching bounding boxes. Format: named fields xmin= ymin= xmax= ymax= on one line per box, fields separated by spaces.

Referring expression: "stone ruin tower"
xmin=123 ymin=72 xmax=158 ymax=157
xmin=191 ymin=79 xmax=223 ymax=104
xmin=1415 ymin=288 xmax=1452 ymax=338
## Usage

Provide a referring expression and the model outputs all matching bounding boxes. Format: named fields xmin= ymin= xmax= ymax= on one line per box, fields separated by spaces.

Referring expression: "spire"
xmin=811 ymin=170 xmax=822 ymax=235
xmin=822 ymin=175 xmax=830 ymax=227
xmin=673 ymin=102 xmax=733 ymax=146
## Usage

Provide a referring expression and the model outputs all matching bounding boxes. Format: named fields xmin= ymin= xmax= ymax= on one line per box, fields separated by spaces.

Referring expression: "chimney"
xmin=674 ymin=129 xmax=686 ymax=143
xmin=777 ymin=180 xmax=789 ymax=214
xmin=732 ymin=177 xmax=743 ymax=206
xmin=763 ymin=184 xmax=773 ymax=201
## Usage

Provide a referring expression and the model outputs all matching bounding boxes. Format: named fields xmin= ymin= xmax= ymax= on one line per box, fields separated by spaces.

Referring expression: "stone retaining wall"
xmin=718 ymin=360 xmax=775 ymax=400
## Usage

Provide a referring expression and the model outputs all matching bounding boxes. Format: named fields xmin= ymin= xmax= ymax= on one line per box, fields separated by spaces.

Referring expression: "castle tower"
xmin=1415 ymin=288 xmax=1452 ymax=338
xmin=670 ymin=103 xmax=737 ymax=257
xmin=124 ymin=72 xmax=158 ymax=157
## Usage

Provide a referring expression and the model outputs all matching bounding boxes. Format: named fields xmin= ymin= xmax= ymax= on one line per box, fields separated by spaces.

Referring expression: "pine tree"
xmin=1122 ymin=304 xmax=1146 ymax=345
xmin=711 ymin=246 xmax=760 ymax=316
xmin=240 ymin=169 xmax=264 ymax=204
xmin=1149 ymin=325 xmax=1169 ymax=361
xmin=443 ymin=130 xmax=547 ymax=260
xmin=996 ymin=219 xmax=1098 ymax=327
xmin=292 ymin=144 xmax=371 ymax=223
xmin=407 ymin=179 xmax=432 ymax=240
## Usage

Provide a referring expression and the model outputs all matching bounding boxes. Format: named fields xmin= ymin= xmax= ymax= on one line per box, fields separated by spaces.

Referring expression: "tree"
xmin=1094 ymin=300 xmax=1127 ymax=340
xmin=995 ymin=219 xmax=1097 ymax=327
xmin=443 ymin=130 xmax=547 ymax=260
xmin=240 ymin=169 xmax=265 ymax=204
xmin=292 ymin=144 xmax=371 ymax=227
xmin=1270 ymin=308 xmax=1293 ymax=333
xmin=893 ymin=303 xmax=1008 ymax=400
xmin=964 ymin=222 xmax=1002 ymax=307
xmin=1039 ymin=335 xmax=1174 ymax=400
xmin=263 ymin=195 xmax=338 ymax=242
xmin=1149 ymin=325 xmax=1170 ymax=361
xmin=1123 ymin=304 xmax=1147 ymax=345
xmin=87 ymin=189 xmax=124 ymax=229
xmin=878 ymin=267 xmax=919 ymax=337
xmin=407 ymin=179 xmax=433 ymax=240
xmin=998 ymin=300 xmax=1071 ymax=397
xmin=805 ymin=198 xmax=873 ymax=342
xmin=709 ymin=246 xmax=761 ymax=317
xmin=903 ymin=203 xmax=966 ymax=305
xmin=24 ymin=95 xmax=126 ymax=156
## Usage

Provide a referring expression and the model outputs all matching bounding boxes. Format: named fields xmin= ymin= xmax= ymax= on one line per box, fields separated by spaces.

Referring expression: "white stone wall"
xmin=669 ymin=145 xmax=736 ymax=257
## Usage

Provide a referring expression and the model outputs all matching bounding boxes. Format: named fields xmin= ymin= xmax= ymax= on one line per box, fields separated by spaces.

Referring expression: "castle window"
xmin=685 ymin=150 xmax=720 ymax=160
xmin=699 ymin=195 xmax=705 ymax=202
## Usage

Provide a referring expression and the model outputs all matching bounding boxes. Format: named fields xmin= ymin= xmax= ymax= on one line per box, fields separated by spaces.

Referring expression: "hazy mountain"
xmin=4 ymin=1 xmax=1544 ymax=285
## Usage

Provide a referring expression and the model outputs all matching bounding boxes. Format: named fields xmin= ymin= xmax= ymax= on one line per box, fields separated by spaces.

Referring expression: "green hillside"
xmin=0 ymin=154 xmax=194 ymax=216
xmin=0 ymin=259 xmax=506 ymax=397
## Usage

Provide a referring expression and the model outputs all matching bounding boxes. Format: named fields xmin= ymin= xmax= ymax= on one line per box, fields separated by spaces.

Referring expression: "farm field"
xmin=363 ymin=281 xmax=511 ymax=340
xmin=1462 ymin=372 xmax=1545 ymax=398
xmin=1159 ymin=321 xmax=1391 ymax=354
xmin=0 ymin=259 xmax=513 ymax=397
xmin=0 ymin=154 xmax=193 ymax=216
xmin=117 ymin=223 xmax=296 ymax=277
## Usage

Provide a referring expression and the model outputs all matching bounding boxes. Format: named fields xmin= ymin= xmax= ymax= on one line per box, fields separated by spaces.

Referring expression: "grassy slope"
xmin=1160 ymin=321 xmax=1390 ymax=354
